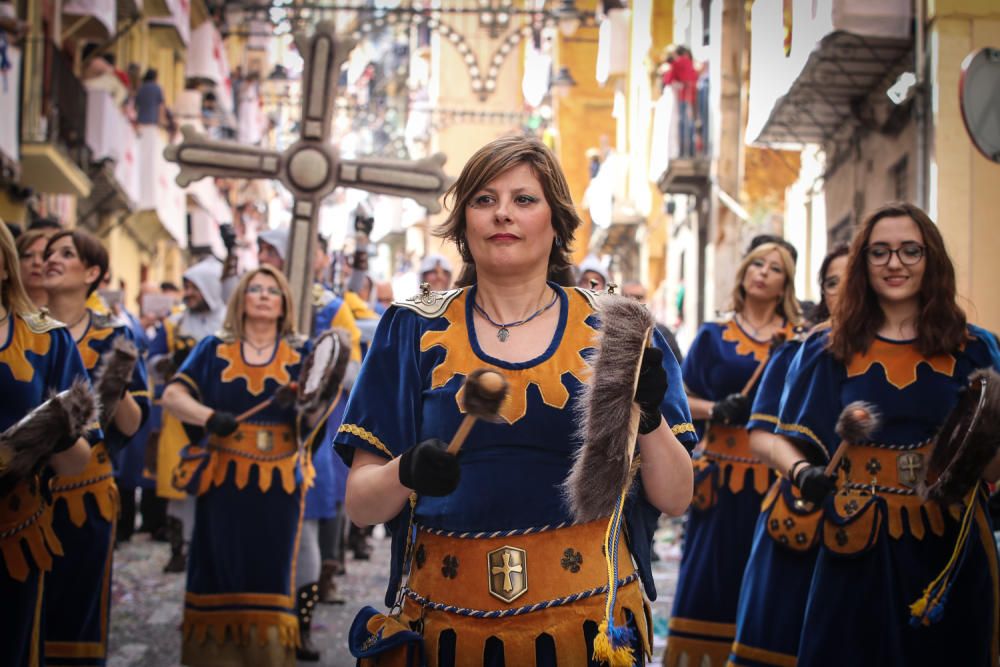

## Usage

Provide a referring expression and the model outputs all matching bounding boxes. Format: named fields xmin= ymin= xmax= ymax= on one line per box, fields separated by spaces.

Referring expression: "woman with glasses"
xmin=773 ymin=202 xmax=1000 ymax=665
xmin=728 ymin=243 xmax=848 ymax=666
xmin=666 ymin=240 xmax=802 ymax=667
xmin=162 ymin=266 xmax=331 ymax=667
xmin=41 ymin=229 xmax=150 ymax=665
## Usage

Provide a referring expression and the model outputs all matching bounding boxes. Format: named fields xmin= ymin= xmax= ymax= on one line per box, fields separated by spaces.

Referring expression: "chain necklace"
xmin=242 ymin=337 xmax=276 ymax=354
xmin=737 ymin=311 xmax=778 ymax=338
xmin=473 ymin=290 xmax=559 ymax=342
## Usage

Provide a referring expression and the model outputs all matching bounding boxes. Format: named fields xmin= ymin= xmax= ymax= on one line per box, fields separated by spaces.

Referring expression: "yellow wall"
xmin=928 ymin=0 xmax=1000 ymax=330
xmin=556 ymin=2 xmax=616 ymax=264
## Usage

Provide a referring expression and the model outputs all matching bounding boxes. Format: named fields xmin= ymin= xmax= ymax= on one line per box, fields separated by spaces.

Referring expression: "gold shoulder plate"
xmin=568 ymin=286 xmax=599 ymax=310
xmin=393 ymin=284 xmax=464 ymax=319
xmin=91 ymin=311 xmax=124 ymax=331
xmin=20 ymin=310 xmax=66 ymax=334
xmin=312 ymin=283 xmax=334 ymax=308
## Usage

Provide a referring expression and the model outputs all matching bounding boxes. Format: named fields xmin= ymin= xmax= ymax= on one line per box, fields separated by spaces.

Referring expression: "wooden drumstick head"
xmin=461 ymin=369 xmax=509 ymax=421
xmin=835 ymin=401 xmax=882 ymax=445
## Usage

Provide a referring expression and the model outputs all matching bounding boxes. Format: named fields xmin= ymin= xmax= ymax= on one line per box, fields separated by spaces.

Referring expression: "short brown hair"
xmin=15 ymin=229 xmax=50 ymax=258
xmin=730 ymin=242 xmax=802 ymax=325
xmin=827 ymin=202 xmax=966 ymax=362
xmin=45 ymin=229 xmax=108 ymax=296
xmin=221 ymin=265 xmax=297 ymax=339
xmin=434 ymin=134 xmax=582 ymax=287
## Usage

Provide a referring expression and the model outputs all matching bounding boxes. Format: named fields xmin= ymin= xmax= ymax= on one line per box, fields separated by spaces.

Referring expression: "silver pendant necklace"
xmin=473 ymin=290 xmax=559 ymax=342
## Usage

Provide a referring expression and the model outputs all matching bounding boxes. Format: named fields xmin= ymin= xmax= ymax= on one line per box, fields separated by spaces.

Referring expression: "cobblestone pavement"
xmin=107 ymin=520 xmax=683 ymax=666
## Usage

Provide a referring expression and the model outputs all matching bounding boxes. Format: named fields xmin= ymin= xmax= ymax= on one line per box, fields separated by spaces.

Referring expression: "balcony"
xmin=78 ymin=87 xmax=138 ymax=224
xmin=651 ymin=84 xmax=711 ymax=197
xmin=19 ymin=39 xmax=92 ymax=198
xmin=129 ymin=127 xmax=187 ymax=248
xmin=62 ymin=0 xmax=115 ymax=42
xmin=746 ymin=0 xmax=913 ymax=146
xmin=149 ymin=0 xmax=191 ymax=52
xmin=0 ymin=39 xmax=23 ymax=182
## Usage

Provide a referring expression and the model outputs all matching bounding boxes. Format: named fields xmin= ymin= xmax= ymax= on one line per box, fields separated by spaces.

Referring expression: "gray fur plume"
xmin=0 ymin=379 xmax=98 ymax=482
xmin=835 ymin=401 xmax=881 ymax=445
xmin=563 ymin=295 xmax=653 ymax=523
xmin=93 ymin=335 xmax=139 ymax=428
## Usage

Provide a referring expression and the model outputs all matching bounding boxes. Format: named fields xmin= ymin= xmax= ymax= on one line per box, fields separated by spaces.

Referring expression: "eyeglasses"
xmin=864 ymin=242 xmax=925 ymax=266
xmin=246 ymin=284 xmax=282 ymax=297
xmin=821 ymin=276 xmax=841 ymax=294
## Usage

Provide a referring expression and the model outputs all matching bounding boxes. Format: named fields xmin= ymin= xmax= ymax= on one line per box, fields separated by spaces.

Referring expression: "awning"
xmin=746 ymin=0 xmax=912 ymax=146
xmin=62 ymin=0 xmax=116 ymax=40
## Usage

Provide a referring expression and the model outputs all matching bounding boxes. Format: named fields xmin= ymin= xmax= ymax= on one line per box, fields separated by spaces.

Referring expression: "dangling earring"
xmin=553 ymin=236 xmax=563 ymax=248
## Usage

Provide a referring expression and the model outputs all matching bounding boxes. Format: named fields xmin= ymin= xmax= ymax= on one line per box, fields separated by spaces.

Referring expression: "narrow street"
xmin=106 ymin=521 xmax=684 ymax=666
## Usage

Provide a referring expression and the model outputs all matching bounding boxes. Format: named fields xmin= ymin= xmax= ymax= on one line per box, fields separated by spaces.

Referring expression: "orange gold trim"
xmin=185 ymin=591 xmax=294 ymax=609
xmin=217 ymin=339 xmax=300 ymax=397
xmin=671 ymin=422 xmax=696 ymax=436
xmin=846 ymin=340 xmax=956 ymax=390
xmin=729 ymin=641 xmax=798 ymax=667
xmin=338 ymin=423 xmax=393 ymax=458
xmin=182 ymin=609 xmax=299 ymax=648
xmin=668 ymin=617 xmax=737 ymax=639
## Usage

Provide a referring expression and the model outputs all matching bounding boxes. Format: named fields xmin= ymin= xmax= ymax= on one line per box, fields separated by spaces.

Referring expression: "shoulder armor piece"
xmin=284 ymin=333 xmax=309 ymax=349
xmin=21 ymin=310 xmax=66 ymax=334
xmin=216 ymin=329 xmax=237 ymax=344
xmin=568 ymin=286 xmax=600 ymax=310
xmin=790 ymin=324 xmax=811 ymax=342
xmin=393 ymin=283 xmax=464 ymax=319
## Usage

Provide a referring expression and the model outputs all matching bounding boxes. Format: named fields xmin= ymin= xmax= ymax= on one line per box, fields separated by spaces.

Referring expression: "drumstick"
xmin=446 ymin=370 xmax=509 ymax=455
xmin=235 ymin=382 xmax=299 ymax=422
xmin=826 ymin=402 xmax=881 ymax=476
xmin=740 ymin=332 xmax=788 ymax=397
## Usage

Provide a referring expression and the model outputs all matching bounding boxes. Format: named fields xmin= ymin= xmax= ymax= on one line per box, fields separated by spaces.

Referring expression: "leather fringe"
xmin=0 ymin=488 xmax=63 ymax=582
xmin=182 ymin=609 xmax=300 ymax=649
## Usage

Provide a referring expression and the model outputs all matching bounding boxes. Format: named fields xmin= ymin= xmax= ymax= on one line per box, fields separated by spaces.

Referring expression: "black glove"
xmin=710 ymin=393 xmax=751 ymax=426
xmin=205 ymin=411 xmax=239 ymax=437
xmin=635 ymin=347 xmax=668 ymax=435
xmin=794 ymin=465 xmax=837 ymax=504
xmin=398 ymin=438 xmax=460 ymax=497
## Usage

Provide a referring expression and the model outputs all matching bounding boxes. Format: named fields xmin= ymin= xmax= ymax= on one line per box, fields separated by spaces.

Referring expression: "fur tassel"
xmin=835 ymin=401 xmax=881 ymax=445
xmin=93 ymin=335 xmax=139 ymax=428
xmin=563 ymin=295 xmax=653 ymax=524
xmin=0 ymin=379 xmax=98 ymax=481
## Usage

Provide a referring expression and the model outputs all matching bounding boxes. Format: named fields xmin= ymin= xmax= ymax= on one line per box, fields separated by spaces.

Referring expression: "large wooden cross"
xmin=165 ymin=22 xmax=450 ymax=334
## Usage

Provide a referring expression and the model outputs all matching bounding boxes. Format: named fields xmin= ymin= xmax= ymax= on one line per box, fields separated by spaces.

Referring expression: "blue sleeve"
xmin=774 ymin=331 xmax=842 ymax=462
xmin=651 ymin=328 xmax=697 ymax=450
xmin=148 ymin=323 xmax=168 ymax=358
xmin=681 ymin=323 xmax=718 ymax=400
xmin=968 ymin=325 xmax=1000 ymax=371
xmin=333 ymin=306 xmax=422 ymax=465
xmin=747 ymin=340 xmax=800 ymax=433
xmin=170 ymin=336 xmax=220 ymax=402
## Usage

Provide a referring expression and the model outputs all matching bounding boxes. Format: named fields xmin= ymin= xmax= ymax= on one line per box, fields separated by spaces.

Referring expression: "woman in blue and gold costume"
xmin=0 ymin=221 xmax=93 ymax=667
xmin=335 ymin=135 xmax=696 ymax=666
xmin=773 ymin=202 xmax=1000 ymax=666
xmin=162 ymin=265 xmax=330 ymax=667
xmin=665 ymin=239 xmax=801 ymax=667
xmin=40 ymin=229 xmax=149 ymax=666
xmin=728 ymin=243 xmax=848 ymax=666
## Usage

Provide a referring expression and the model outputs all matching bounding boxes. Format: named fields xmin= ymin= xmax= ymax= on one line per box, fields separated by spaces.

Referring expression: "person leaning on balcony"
xmin=135 ymin=68 xmax=168 ymax=129
xmin=661 ymin=45 xmax=699 ymax=157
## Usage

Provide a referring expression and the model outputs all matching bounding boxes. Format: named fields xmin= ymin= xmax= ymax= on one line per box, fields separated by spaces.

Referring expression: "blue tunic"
xmin=0 ymin=314 xmax=91 ymax=667
xmin=730 ymin=334 xmax=819 ymax=666
xmin=170 ymin=334 xmax=326 ymax=656
xmin=44 ymin=312 xmax=150 ymax=666
xmin=666 ymin=319 xmax=788 ymax=667
xmin=334 ymin=285 xmax=696 ymax=664
xmin=776 ymin=326 xmax=1000 ymax=667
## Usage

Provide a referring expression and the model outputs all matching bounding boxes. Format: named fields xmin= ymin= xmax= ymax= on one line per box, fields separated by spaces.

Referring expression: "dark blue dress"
xmin=666 ymin=318 xmax=789 ymax=667
xmin=335 ymin=285 xmax=697 ymax=666
xmin=776 ymin=326 xmax=1000 ymax=667
xmin=44 ymin=312 xmax=150 ymax=666
xmin=729 ymin=333 xmax=820 ymax=666
xmin=0 ymin=314 xmax=91 ymax=667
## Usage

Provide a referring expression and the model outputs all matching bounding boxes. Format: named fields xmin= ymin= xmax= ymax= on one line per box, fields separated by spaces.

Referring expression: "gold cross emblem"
xmin=487 ymin=546 xmax=527 ymax=603
xmin=897 ymin=452 xmax=925 ymax=488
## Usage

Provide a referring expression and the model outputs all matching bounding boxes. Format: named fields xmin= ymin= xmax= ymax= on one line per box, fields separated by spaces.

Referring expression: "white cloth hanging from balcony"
xmin=649 ymin=88 xmax=680 ymax=182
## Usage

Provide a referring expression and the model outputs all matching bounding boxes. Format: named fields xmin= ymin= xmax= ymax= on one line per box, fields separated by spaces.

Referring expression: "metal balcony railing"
xmin=21 ymin=38 xmax=91 ymax=170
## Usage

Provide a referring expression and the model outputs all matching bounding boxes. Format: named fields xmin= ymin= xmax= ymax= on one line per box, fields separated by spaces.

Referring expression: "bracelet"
xmin=787 ymin=459 xmax=809 ymax=481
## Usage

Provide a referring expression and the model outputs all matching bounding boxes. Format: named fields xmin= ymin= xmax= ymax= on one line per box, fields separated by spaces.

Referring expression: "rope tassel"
xmin=592 ymin=485 xmax=636 ymax=667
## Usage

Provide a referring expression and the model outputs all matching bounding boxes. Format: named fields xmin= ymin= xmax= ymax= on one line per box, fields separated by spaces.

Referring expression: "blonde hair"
xmin=731 ymin=242 xmax=802 ymax=324
xmin=0 ymin=221 xmax=37 ymax=316
xmin=221 ymin=265 xmax=297 ymax=339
